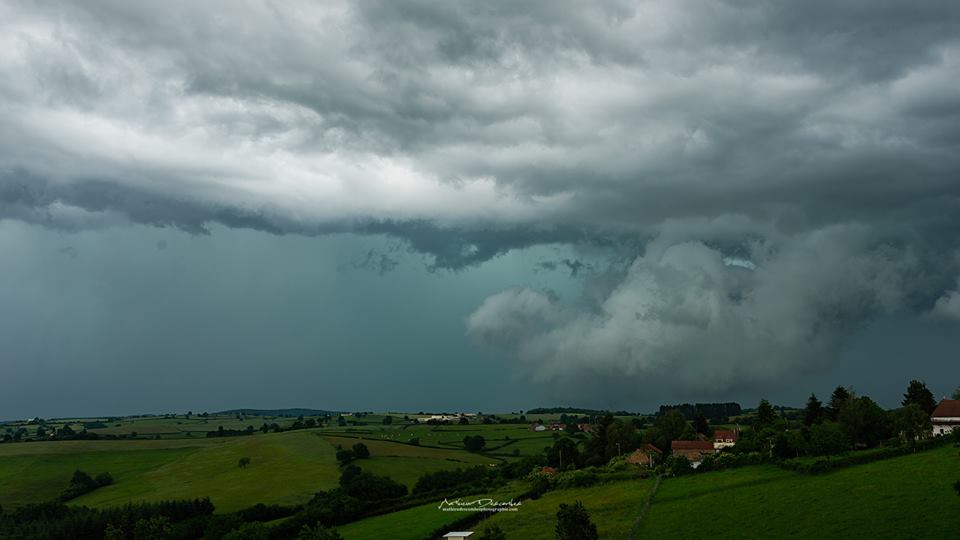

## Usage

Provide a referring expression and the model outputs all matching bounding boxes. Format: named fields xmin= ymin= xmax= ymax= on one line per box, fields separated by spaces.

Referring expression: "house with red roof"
xmin=671 ymin=440 xmax=715 ymax=467
xmin=712 ymin=429 xmax=740 ymax=449
xmin=931 ymin=399 xmax=960 ymax=436
xmin=626 ymin=444 xmax=662 ymax=467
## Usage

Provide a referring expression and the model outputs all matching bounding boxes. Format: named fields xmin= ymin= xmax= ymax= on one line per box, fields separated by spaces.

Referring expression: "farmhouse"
xmin=931 ymin=399 xmax=960 ymax=436
xmin=626 ymin=444 xmax=662 ymax=467
xmin=671 ymin=440 xmax=715 ymax=467
xmin=713 ymin=429 xmax=740 ymax=449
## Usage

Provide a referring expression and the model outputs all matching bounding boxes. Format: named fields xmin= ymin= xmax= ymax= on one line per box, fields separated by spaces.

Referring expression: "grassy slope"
xmin=481 ymin=479 xmax=653 ymax=540
xmin=336 ymin=483 xmax=525 ymax=540
xmin=321 ymin=434 xmax=499 ymax=488
xmin=73 ymin=430 xmax=341 ymax=512
xmin=0 ymin=447 xmax=195 ymax=509
xmin=640 ymin=444 xmax=960 ymax=539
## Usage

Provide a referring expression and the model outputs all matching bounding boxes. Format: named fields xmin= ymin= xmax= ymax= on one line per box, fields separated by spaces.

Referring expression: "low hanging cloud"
xmin=467 ymin=223 xmax=935 ymax=395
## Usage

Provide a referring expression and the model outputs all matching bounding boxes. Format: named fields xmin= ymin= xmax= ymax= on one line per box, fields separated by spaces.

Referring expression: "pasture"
xmin=638 ymin=443 xmax=960 ymax=539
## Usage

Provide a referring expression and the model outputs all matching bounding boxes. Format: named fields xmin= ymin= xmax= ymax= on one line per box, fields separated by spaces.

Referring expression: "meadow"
xmin=638 ymin=443 xmax=960 ymax=539
xmin=335 ymin=482 xmax=526 ymax=540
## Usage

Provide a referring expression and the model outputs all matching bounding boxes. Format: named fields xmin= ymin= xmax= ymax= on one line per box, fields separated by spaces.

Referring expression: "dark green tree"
xmin=463 ymin=435 xmax=486 ymax=452
xmin=806 ymin=422 xmax=850 ymax=456
xmin=297 ymin=522 xmax=344 ymax=539
xmin=351 ymin=443 xmax=370 ymax=459
xmin=755 ymin=399 xmax=777 ymax=429
xmin=238 ymin=457 xmax=251 ymax=469
xmin=693 ymin=414 xmax=712 ymax=437
xmin=555 ymin=501 xmax=598 ymax=540
xmin=382 ymin=415 xmax=393 ymax=425
xmin=891 ymin=403 xmax=932 ymax=444
xmin=902 ymin=380 xmax=937 ymax=415
xmin=803 ymin=393 xmax=825 ymax=426
xmin=827 ymin=386 xmax=852 ymax=421
xmin=839 ymin=396 xmax=892 ymax=448
xmin=644 ymin=410 xmax=689 ymax=453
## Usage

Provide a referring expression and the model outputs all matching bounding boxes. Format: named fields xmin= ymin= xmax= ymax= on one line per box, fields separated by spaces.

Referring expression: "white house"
xmin=443 ymin=532 xmax=474 ymax=540
xmin=931 ymin=399 xmax=960 ymax=436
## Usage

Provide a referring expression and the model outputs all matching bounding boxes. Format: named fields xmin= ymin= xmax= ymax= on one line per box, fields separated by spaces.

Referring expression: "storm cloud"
xmin=2 ymin=1 xmax=960 ymax=405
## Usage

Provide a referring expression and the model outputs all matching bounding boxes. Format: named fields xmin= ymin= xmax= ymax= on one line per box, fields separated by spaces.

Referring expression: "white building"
xmin=443 ymin=532 xmax=474 ymax=540
xmin=931 ymin=399 xmax=960 ymax=436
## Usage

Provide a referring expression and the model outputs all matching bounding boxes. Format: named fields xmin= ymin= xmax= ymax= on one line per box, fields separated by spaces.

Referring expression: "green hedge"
xmin=780 ymin=437 xmax=949 ymax=475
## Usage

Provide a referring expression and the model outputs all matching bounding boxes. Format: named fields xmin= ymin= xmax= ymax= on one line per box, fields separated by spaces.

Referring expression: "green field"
xmin=481 ymin=479 xmax=653 ymax=539
xmin=336 ymin=483 xmax=525 ymax=540
xmin=639 ymin=444 xmax=960 ymax=539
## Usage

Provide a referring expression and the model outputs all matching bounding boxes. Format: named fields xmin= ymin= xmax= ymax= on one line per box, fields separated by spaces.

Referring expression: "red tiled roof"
xmin=640 ymin=443 xmax=662 ymax=454
xmin=714 ymin=430 xmax=739 ymax=440
xmin=931 ymin=399 xmax=960 ymax=418
xmin=671 ymin=440 xmax=714 ymax=450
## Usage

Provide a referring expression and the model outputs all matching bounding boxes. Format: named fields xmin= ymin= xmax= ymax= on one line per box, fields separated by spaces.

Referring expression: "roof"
xmin=443 ymin=533 xmax=474 ymax=538
xmin=714 ymin=430 xmax=739 ymax=440
xmin=640 ymin=443 xmax=662 ymax=454
xmin=671 ymin=440 xmax=715 ymax=450
xmin=931 ymin=399 xmax=960 ymax=418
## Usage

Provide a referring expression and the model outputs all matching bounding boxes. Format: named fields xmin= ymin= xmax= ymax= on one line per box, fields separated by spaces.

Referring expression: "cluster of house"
xmin=528 ymin=422 xmax=594 ymax=432
xmin=416 ymin=413 xmax=476 ymax=424
xmin=625 ymin=428 xmax=740 ymax=468
xmin=622 ymin=398 xmax=960 ymax=468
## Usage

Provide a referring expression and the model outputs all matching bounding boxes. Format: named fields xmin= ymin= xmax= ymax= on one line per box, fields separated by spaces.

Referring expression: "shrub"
xmin=555 ymin=501 xmax=598 ymax=540
xmin=476 ymin=524 xmax=507 ymax=540
xmin=555 ymin=470 xmax=600 ymax=489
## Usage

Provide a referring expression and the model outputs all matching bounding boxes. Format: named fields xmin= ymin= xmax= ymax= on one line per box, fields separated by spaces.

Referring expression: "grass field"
xmin=639 ymin=444 xmax=960 ymax=539
xmin=336 ymin=483 xmax=526 ymax=540
xmin=320 ymin=434 xmax=500 ymax=487
xmin=73 ymin=431 xmax=341 ymax=512
xmin=480 ymin=479 xmax=653 ymax=539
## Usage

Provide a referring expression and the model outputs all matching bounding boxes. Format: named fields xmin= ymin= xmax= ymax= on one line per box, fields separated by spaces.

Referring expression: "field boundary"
xmin=627 ymin=474 xmax=661 ymax=540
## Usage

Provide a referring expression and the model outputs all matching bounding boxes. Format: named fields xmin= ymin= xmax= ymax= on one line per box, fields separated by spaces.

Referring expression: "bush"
xmin=554 ymin=470 xmax=600 ymax=489
xmin=476 ymin=524 xmax=507 ymax=540
xmin=666 ymin=455 xmax=693 ymax=476
xmin=555 ymin=501 xmax=598 ymax=540
xmin=782 ymin=437 xmax=948 ymax=474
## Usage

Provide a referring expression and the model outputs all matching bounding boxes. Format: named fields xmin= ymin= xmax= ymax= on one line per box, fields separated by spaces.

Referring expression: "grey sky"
xmin=1 ymin=1 xmax=960 ymax=418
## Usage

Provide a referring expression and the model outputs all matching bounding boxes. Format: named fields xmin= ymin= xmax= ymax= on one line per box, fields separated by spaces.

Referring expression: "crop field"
xmin=336 ymin=482 xmax=527 ymax=540
xmin=638 ymin=444 xmax=960 ymax=539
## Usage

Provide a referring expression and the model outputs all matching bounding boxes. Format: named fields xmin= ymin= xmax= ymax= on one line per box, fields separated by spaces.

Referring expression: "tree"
xmin=803 ymin=393 xmax=825 ymax=426
xmin=475 ymin=524 xmax=507 ymax=540
xmin=952 ymin=388 xmax=960 ymax=400
xmin=238 ymin=457 xmax=251 ymax=469
xmin=133 ymin=516 xmax=173 ymax=540
xmin=644 ymin=410 xmax=688 ymax=453
xmin=545 ymin=436 xmax=580 ymax=469
xmin=463 ymin=435 xmax=486 ymax=452
xmin=298 ymin=522 xmax=344 ymax=540
xmin=755 ymin=399 xmax=777 ymax=429
xmin=839 ymin=396 xmax=892 ymax=448
xmin=223 ymin=522 xmax=270 ymax=540
xmin=902 ymin=380 xmax=937 ymax=415
xmin=891 ymin=404 xmax=932 ymax=444
xmin=382 ymin=415 xmax=393 ymax=425
xmin=95 ymin=472 xmax=113 ymax=486
xmin=335 ymin=449 xmax=355 ymax=464
xmin=827 ymin=386 xmax=852 ymax=421
xmin=351 ymin=443 xmax=370 ymax=459
xmin=693 ymin=414 xmax=712 ymax=437
xmin=806 ymin=422 xmax=850 ymax=456
xmin=555 ymin=501 xmax=598 ymax=540
xmin=604 ymin=419 xmax=639 ymax=460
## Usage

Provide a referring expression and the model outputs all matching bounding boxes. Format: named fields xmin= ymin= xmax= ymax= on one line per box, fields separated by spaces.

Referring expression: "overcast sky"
xmin=2 ymin=1 xmax=960 ymax=419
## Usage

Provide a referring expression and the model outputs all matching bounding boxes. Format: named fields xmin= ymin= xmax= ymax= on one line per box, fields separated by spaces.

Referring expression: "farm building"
xmin=671 ymin=440 xmax=715 ymax=467
xmin=713 ymin=429 xmax=739 ymax=449
xmin=626 ymin=444 xmax=662 ymax=467
xmin=931 ymin=399 xmax=960 ymax=436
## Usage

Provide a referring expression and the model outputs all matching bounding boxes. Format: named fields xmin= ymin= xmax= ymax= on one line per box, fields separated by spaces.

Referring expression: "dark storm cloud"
xmin=2 ymin=1 xmax=960 ymax=398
